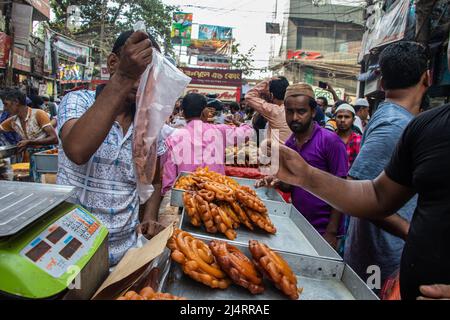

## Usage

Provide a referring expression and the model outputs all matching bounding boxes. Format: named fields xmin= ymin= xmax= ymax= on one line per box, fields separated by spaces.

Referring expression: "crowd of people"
xmin=0 ymin=29 xmax=449 ymax=300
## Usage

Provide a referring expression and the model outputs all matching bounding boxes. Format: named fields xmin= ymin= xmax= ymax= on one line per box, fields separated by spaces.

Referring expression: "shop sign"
xmin=180 ymin=67 xmax=242 ymax=87
xmin=100 ymin=63 xmax=110 ymax=80
xmin=12 ymin=47 xmax=31 ymax=72
xmin=197 ymin=55 xmax=231 ymax=68
xmin=199 ymin=25 xmax=232 ymax=41
xmin=187 ymin=39 xmax=232 ymax=56
xmin=44 ymin=29 xmax=53 ymax=73
xmin=12 ymin=3 xmax=33 ymax=47
xmin=185 ymin=84 xmax=241 ymax=102
xmin=0 ymin=32 xmax=11 ymax=69
xmin=287 ymin=50 xmax=322 ymax=60
xmin=171 ymin=12 xmax=193 ymax=46
xmin=53 ymin=34 xmax=90 ymax=65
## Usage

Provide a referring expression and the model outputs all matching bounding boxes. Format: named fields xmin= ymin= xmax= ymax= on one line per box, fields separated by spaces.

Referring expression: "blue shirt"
xmin=345 ymin=101 xmax=418 ymax=286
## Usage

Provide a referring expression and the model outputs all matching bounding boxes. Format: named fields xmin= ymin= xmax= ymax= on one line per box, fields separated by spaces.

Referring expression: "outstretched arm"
xmin=270 ymin=144 xmax=415 ymax=219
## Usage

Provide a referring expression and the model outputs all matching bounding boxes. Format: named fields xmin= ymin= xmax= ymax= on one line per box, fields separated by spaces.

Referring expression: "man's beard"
xmin=338 ymin=125 xmax=350 ymax=132
xmin=289 ymin=119 xmax=312 ymax=134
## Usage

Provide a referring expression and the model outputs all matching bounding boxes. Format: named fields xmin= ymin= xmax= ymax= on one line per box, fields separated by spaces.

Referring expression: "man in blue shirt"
xmin=344 ymin=42 xmax=430 ymax=294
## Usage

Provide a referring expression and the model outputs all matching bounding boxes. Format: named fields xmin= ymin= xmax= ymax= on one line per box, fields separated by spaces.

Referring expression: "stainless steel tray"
xmin=0 ymin=145 xmax=17 ymax=159
xmin=180 ymin=200 xmax=341 ymax=260
xmin=157 ymin=242 xmax=378 ymax=300
xmin=170 ymin=171 xmax=286 ymax=207
xmin=0 ymin=181 xmax=74 ymax=237
xmin=34 ymin=149 xmax=58 ymax=173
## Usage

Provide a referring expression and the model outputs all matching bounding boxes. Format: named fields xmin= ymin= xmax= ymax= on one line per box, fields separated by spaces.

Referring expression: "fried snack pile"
xmin=175 ymin=167 xmax=276 ymax=239
xmin=249 ymin=240 xmax=302 ymax=300
xmin=167 ymin=228 xmax=231 ymax=289
xmin=209 ymin=240 xmax=264 ymax=294
xmin=117 ymin=287 xmax=186 ymax=300
xmin=167 ymin=230 xmax=301 ymax=298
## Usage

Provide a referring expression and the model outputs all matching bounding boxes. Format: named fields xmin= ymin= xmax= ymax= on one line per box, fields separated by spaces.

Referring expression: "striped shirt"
xmin=56 ymin=90 xmax=139 ymax=266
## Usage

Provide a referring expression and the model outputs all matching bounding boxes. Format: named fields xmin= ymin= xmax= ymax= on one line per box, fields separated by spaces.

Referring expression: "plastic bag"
xmin=133 ymin=50 xmax=191 ymax=203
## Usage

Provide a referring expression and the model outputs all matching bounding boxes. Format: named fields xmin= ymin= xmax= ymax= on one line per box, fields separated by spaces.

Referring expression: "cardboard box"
xmin=92 ymin=224 xmax=173 ymax=300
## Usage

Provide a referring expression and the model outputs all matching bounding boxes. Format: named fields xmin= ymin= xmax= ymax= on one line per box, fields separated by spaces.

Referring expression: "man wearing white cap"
xmin=353 ymin=98 xmax=370 ymax=133
xmin=335 ymin=104 xmax=361 ymax=169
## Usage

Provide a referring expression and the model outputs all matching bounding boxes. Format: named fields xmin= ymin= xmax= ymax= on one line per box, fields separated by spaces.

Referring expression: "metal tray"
xmin=0 ymin=181 xmax=74 ymax=237
xmin=171 ymin=171 xmax=286 ymax=207
xmin=34 ymin=149 xmax=58 ymax=173
xmin=180 ymin=200 xmax=341 ymax=260
xmin=0 ymin=146 xmax=17 ymax=159
xmin=157 ymin=242 xmax=378 ymax=300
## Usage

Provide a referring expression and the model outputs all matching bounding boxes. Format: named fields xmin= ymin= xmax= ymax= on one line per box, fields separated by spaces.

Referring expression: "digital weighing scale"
xmin=0 ymin=181 xmax=109 ymax=299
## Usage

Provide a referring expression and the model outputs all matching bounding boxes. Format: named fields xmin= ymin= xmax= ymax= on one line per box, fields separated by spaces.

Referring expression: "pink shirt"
xmin=162 ymin=120 xmax=254 ymax=194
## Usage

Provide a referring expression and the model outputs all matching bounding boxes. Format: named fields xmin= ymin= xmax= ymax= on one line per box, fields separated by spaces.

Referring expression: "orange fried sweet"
xmin=210 ymin=204 xmax=237 ymax=240
xmin=117 ymin=287 xmax=186 ymax=300
xmin=246 ymin=208 xmax=277 ymax=234
xmin=167 ymin=229 xmax=231 ymax=289
xmin=231 ymin=202 xmax=254 ymax=230
xmin=235 ymin=187 xmax=267 ymax=215
xmin=201 ymin=181 xmax=235 ymax=203
xmin=209 ymin=240 xmax=264 ymax=294
xmin=219 ymin=203 xmax=241 ymax=229
xmin=194 ymin=194 xmax=217 ymax=233
xmin=183 ymin=192 xmax=202 ymax=227
xmin=249 ymin=240 xmax=301 ymax=300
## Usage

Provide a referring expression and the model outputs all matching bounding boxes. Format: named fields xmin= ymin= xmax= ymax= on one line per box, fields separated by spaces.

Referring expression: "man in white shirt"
xmin=353 ymin=98 xmax=370 ymax=133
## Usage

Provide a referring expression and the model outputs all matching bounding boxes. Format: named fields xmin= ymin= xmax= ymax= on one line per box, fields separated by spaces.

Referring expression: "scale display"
xmin=20 ymin=208 xmax=101 ymax=278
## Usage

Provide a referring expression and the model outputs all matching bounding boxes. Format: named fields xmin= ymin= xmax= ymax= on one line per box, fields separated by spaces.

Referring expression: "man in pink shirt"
xmin=162 ymin=93 xmax=254 ymax=194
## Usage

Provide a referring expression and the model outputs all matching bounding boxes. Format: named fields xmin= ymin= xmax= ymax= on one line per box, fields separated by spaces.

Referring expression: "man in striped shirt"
xmin=57 ymin=31 xmax=157 ymax=266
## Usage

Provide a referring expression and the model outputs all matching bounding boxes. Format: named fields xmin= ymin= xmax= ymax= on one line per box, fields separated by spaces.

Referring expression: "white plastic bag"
xmin=133 ymin=50 xmax=191 ymax=203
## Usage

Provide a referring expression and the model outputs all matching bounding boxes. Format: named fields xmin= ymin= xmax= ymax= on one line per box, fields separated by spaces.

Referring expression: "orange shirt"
xmin=0 ymin=107 xmax=52 ymax=140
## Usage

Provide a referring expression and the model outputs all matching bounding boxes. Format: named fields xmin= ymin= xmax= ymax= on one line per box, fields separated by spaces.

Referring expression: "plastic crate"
xmin=34 ymin=149 xmax=58 ymax=173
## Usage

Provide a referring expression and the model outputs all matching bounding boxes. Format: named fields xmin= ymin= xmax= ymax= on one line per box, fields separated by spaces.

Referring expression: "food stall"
xmin=0 ymin=166 xmax=378 ymax=300
xmin=102 ymin=168 xmax=377 ymax=301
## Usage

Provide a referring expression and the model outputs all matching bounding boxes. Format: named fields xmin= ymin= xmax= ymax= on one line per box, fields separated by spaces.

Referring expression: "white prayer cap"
xmin=335 ymin=103 xmax=356 ymax=115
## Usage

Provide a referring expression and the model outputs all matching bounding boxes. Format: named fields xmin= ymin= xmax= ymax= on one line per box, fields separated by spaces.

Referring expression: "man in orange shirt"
xmin=0 ymin=88 xmax=58 ymax=181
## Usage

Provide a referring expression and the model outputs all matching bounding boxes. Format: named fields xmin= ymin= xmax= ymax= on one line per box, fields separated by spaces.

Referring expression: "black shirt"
xmin=385 ymin=103 xmax=450 ymax=300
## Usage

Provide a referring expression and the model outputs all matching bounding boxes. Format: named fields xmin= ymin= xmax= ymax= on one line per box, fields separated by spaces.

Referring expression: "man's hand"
xmin=17 ymin=140 xmax=30 ymax=153
xmin=116 ymin=31 xmax=153 ymax=81
xmin=255 ymin=176 xmax=281 ymax=189
xmin=270 ymin=143 xmax=310 ymax=187
xmin=417 ymin=285 xmax=450 ymax=300
xmin=137 ymin=219 xmax=162 ymax=239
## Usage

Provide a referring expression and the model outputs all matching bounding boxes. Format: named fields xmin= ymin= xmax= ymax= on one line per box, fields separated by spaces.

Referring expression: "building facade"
xmin=270 ymin=0 xmax=365 ymax=100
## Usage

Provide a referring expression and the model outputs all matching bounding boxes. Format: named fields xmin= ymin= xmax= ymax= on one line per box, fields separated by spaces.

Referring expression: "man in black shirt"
xmin=263 ymin=103 xmax=450 ymax=300
xmin=385 ymin=103 xmax=450 ymax=299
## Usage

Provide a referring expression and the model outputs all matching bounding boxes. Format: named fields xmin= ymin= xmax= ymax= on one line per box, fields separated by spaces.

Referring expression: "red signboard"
xmin=287 ymin=50 xmax=322 ymax=60
xmin=12 ymin=47 xmax=31 ymax=72
xmin=0 ymin=33 xmax=11 ymax=69
xmin=185 ymin=84 xmax=241 ymax=102
xmin=180 ymin=67 xmax=242 ymax=87
xmin=25 ymin=0 xmax=51 ymax=20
